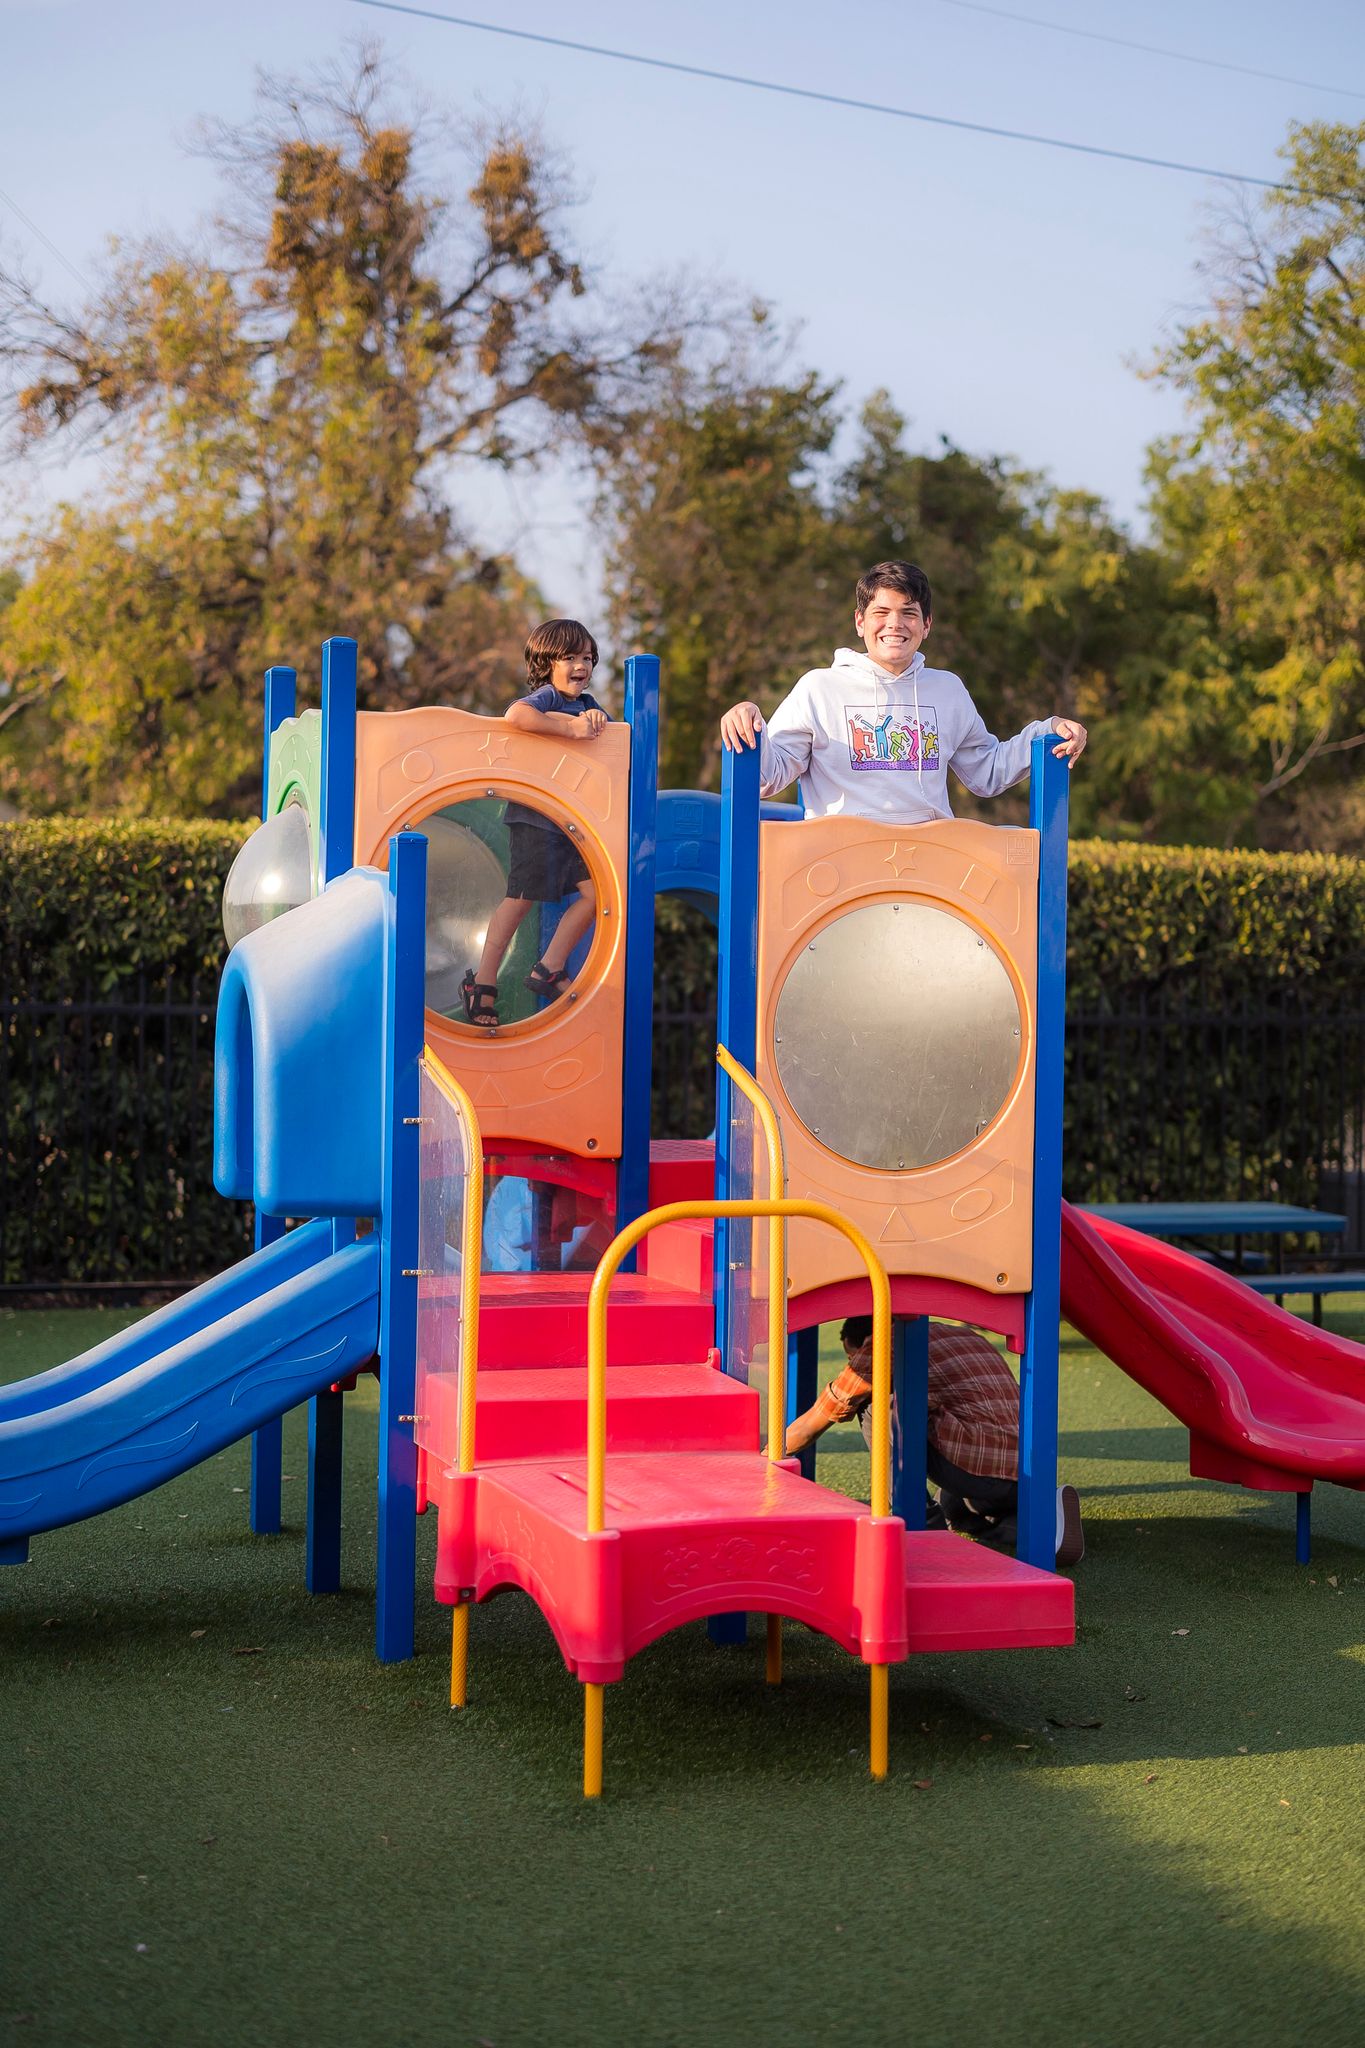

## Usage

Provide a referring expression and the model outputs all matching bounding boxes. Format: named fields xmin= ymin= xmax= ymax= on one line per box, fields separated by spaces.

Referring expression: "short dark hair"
xmin=524 ymin=617 xmax=599 ymax=686
xmin=840 ymin=1315 xmax=873 ymax=1350
xmin=854 ymin=561 xmax=932 ymax=620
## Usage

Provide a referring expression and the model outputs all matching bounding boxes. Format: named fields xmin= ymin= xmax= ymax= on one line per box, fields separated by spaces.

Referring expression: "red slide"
xmin=1059 ymin=1202 xmax=1365 ymax=1493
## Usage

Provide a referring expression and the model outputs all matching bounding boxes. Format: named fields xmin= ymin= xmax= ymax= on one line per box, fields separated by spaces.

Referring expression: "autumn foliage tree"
xmin=0 ymin=49 xmax=682 ymax=812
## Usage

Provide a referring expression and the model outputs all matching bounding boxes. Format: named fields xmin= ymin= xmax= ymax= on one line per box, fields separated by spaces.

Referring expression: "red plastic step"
xmin=471 ymin=1364 xmax=758 ymax=1462
xmin=478 ymin=1272 xmax=712 ymax=1368
xmin=648 ymin=1138 xmax=716 ymax=1207
xmin=902 ymin=1533 xmax=1074 ymax=1652
xmin=641 ymin=1218 xmax=714 ymax=1293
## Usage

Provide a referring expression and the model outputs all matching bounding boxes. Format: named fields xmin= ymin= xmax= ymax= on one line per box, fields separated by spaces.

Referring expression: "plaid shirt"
xmin=789 ymin=1324 xmax=1019 ymax=1481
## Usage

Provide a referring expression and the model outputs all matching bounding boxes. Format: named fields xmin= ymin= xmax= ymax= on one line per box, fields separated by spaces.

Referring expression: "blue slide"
xmin=0 ymin=1220 xmax=379 ymax=1562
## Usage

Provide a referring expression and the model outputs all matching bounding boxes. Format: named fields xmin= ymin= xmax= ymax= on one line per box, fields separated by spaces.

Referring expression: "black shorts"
xmin=505 ymin=822 xmax=590 ymax=903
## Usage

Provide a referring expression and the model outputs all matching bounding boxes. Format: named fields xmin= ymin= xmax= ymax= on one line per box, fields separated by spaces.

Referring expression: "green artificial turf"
xmin=3 ymin=1304 xmax=1365 ymax=2048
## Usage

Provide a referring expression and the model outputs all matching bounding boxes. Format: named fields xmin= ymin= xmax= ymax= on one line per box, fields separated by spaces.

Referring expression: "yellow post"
xmin=766 ymin=1613 xmax=782 ymax=1686
xmin=715 ymin=1047 xmax=788 ymax=1464
xmin=870 ymin=1663 xmax=889 ymax=1780
xmin=450 ymin=1603 xmax=469 ymax=1709
xmin=583 ymin=1683 xmax=604 ymax=1798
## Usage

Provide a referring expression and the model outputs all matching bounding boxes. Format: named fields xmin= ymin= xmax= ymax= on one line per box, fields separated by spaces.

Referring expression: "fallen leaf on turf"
xmin=232 ymin=1646 xmax=264 ymax=1657
xmin=231 ymin=1487 xmax=244 ymax=1493
xmin=135 ymin=1944 xmax=148 ymax=1954
xmin=189 ymin=1629 xmax=206 ymax=1639
xmin=1237 ymin=1746 xmax=1249 ymax=1754
xmin=1048 ymin=1716 xmax=1103 ymax=1729
xmin=1172 ymin=1628 xmax=1191 ymax=1637
xmin=1327 ymin=1575 xmax=1339 ymax=1588
xmin=1013 ymin=1744 xmax=1033 ymax=1751
xmin=1143 ymin=1773 xmax=1158 ymax=1784
xmin=912 ymin=1779 xmax=932 ymax=1791
xmin=1125 ymin=1685 xmax=1147 ymax=1702
xmin=979 ymin=1733 xmax=993 ymax=1742
xmin=1279 ymin=1799 xmax=1291 ymax=1807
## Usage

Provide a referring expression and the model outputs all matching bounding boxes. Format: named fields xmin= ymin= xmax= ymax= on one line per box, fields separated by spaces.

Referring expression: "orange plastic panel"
xmin=755 ymin=816 xmax=1039 ymax=1301
xmin=354 ymin=709 xmax=629 ymax=1160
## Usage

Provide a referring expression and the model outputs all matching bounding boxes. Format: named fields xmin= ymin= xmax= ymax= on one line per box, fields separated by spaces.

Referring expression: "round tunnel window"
xmin=222 ymin=800 xmax=315 ymax=949
xmin=423 ymin=794 xmax=601 ymax=1030
xmin=771 ymin=900 xmax=1024 ymax=1171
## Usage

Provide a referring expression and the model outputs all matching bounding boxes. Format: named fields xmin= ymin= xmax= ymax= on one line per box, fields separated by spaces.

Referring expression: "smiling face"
xmin=854 ymin=587 xmax=931 ymax=675
xmin=550 ymin=649 xmax=596 ymax=696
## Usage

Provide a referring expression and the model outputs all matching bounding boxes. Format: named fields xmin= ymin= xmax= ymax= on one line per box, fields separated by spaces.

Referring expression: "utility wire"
xmin=347 ymin=0 xmax=1346 ymax=199
xmin=0 ymin=182 xmax=94 ymax=293
xmin=934 ymin=0 xmax=1365 ymax=104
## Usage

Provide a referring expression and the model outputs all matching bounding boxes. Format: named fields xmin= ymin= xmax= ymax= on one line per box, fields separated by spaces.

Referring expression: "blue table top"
xmin=1080 ymin=1202 xmax=1346 ymax=1237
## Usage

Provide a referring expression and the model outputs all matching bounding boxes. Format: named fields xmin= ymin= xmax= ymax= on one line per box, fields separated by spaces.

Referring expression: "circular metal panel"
xmin=772 ymin=901 xmax=1023 ymax=1170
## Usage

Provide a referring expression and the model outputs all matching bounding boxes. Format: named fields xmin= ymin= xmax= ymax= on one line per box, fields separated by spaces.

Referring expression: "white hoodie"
xmin=757 ymin=647 xmax=1054 ymax=824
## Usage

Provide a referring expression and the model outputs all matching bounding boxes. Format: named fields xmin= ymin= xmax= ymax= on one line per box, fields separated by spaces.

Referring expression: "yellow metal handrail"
xmin=715 ymin=1045 xmax=787 ymax=1466
xmin=586 ymin=1197 xmax=892 ymax=1530
xmin=582 ymin=1193 xmax=895 ymax=1792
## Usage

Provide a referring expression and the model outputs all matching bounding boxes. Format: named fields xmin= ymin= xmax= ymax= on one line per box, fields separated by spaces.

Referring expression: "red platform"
xmin=429 ymin=1362 xmax=758 ymax=1463
xmin=477 ymin=1271 xmax=714 ymax=1368
xmin=432 ymin=1450 xmax=1073 ymax=1685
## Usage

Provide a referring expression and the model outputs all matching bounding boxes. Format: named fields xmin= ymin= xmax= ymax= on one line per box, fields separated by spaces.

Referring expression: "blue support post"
xmin=892 ymin=1316 xmax=929 ymax=1530
xmin=617 ymin=654 xmax=661 ymax=1252
xmin=1296 ymin=1490 xmax=1311 ymax=1565
xmin=303 ymin=637 xmax=360 ymax=1582
xmin=1018 ymin=739 xmax=1070 ymax=1568
xmin=710 ymin=740 xmax=761 ymax=1647
xmin=375 ymin=830 xmax=427 ymax=1661
xmin=319 ymin=636 xmax=357 ymax=885
xmin=250 ymin=663 xmax=296 ymax=1537
xmin=786 ymin=1326 xmax=820 ymax=1480
xmin=305 ymin=1389 xmax=344 ymax=1593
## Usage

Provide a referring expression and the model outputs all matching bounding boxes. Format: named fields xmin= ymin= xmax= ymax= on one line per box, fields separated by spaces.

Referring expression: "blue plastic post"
xmin=1296 ymin=1490 xmax=1311 ymax=1564
xmin=618 ymin=654 xmax=661 ymax=1251
xmin=1018 ymin=739 xmax=1070 ymax=1568
xmin=305 ymin=1390 xmax=344 ymax=1593
xmin=250 ymin=663 xmax=296 ymax=1538
xmin=786 ymin=1327 xmax=820 ymax=1480
xmin=710 ymin=740 xmax=761 ymax=1647
xmin=892 ymin=1317 xmax=929 ymax=1530
xmin=375 ymin=830 xmax=427 ymax=1662
xmin=319 ymin=636 xmax=357 ymax=885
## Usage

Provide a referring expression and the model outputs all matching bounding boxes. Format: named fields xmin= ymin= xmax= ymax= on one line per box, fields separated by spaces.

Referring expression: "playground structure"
xmin=3 ymin=634 xmax=1365 ymax=1788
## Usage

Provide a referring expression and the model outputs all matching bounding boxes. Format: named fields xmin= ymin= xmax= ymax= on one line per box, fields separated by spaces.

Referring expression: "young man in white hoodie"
xmin=719 ymin=558 xmax=1087 ymax=808
xmin=720 ymin=559 xmax=1087 ymax=1562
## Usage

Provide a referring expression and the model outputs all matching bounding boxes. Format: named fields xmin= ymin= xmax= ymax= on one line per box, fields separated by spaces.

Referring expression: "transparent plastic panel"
xmin=414 ymin=1058 xmax=472 ymax=1465
xmin=722 ymin=1083 xmax=766 ymax=1389
xmin=422 ymin=796 xmax=598 ymax=1031
xmin=773 ymin=901 xmax=1024 ymax=1169
xmin=221 ymin=801 xmax=315 ymax=949
xmin=481 ymin=1152 xmax=616 ymax=1275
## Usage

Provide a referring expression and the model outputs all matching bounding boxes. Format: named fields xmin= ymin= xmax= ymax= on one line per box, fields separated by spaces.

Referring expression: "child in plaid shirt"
xmin=787 ymin=1316 xmax=1084 ymax=1565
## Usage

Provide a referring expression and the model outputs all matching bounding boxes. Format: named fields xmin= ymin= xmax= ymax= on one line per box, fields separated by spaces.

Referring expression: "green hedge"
xmin=0 ymin=821 xmax=251 ymax=1284
xmin=4 ymin=822 xmax=1364 ymax=1284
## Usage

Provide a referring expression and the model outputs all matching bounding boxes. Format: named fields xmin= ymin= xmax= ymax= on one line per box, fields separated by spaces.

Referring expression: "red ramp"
xmin=1060 ymin=1202 xmax=1365 ymax=1494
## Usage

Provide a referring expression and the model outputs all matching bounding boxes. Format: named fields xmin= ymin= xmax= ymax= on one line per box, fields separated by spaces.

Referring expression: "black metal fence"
xmin=4 ymin=980 xmax=1363 ymax=1292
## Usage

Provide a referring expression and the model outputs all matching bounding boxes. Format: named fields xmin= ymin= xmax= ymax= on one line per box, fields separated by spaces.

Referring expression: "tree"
xmin=600 ymin=327 xmax=842 ymax=788
xmin=1145 ymin=120 xmax=1365 ymax=849
xmin=0 ymin=48 xmax=684 ymax=813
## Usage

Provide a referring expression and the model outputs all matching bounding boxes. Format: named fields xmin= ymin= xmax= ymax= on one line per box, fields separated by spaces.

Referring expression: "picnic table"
xmin=1079 ymin=1202 xmax=1346 ymax=1275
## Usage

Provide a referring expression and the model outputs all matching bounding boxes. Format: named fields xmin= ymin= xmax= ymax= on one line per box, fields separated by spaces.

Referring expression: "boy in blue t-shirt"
xmin=461 ymin=618 xmax=610 ymax=1028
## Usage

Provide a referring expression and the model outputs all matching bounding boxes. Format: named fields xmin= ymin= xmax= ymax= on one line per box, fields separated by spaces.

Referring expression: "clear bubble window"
xmin=771 ymin=900 xmax=1024 ymax=1170
xmin=422 ymin=795 xmax=600 ymax=1031
xmin=222 ymin=800 xmax=315 ymax=949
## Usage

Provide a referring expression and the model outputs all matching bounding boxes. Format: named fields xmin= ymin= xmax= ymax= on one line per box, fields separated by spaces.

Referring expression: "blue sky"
xmin=4 ymin=0 xmax=1363 ymax=611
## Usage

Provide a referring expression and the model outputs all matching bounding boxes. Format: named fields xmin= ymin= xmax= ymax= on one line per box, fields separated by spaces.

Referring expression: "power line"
xmin=934 ymin=0 xmax=1365 ymax=104
xmin=347 ymin=0 xmax=1343 ymax=199
xmin=0 ymin=182 xmax=94 ymax=293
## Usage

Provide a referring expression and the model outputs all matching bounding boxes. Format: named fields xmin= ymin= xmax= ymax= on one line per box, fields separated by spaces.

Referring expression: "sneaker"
xmin=1055 ymin=1484 xmax=1085 ymax=1566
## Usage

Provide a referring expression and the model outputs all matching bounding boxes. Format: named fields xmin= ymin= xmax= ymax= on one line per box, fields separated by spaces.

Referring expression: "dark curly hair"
xmin=854 ymin=561 xmax=932 ymax=620
xmin=524 ymin=617 xmax=599 ymax=686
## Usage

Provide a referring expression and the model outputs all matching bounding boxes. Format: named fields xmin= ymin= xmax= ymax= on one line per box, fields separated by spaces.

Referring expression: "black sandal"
xmin=526 ymin=960 xmax=571 ymax=1000
xmin=460 ymin=968 xmax=499 ymax=1029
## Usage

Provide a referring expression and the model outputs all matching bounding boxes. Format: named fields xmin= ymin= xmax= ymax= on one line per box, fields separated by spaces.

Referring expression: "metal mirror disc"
xmin=772 ymin=901 xmax=1023 ymax=1170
